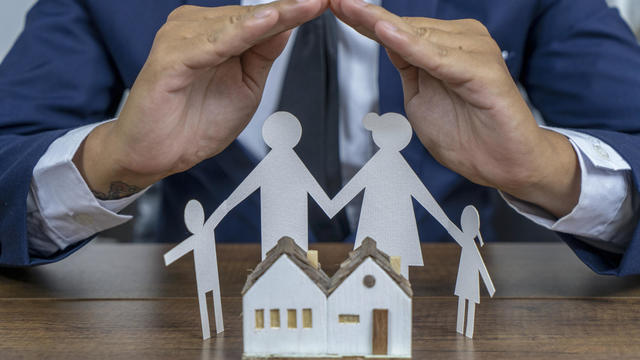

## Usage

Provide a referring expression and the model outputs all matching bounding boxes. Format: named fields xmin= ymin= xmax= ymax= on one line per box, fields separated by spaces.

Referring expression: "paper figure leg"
xmin=212 ymin=282 xmax=224 ymax=333
xmin=198 ymin=291 xmax=211 ymax=340
xmin=456 ymin=297 xmax=465 ymax=335
xmin=465 ymin=301 xmax=476 ymax=339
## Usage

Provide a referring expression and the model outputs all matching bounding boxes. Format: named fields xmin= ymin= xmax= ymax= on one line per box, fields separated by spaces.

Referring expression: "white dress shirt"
xmin=26 ymin=0 xmax=639 ymax=256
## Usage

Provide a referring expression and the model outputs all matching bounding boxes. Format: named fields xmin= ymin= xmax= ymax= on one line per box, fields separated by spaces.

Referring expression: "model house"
xmin=242 ymin=237 xmax=330 ymax=356
xmin=242 ymin=237 xmax=412 ymax=358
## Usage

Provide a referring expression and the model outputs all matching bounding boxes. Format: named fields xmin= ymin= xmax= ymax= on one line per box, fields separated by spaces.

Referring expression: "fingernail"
xmin=296 ymin=0 xmax=311 ymax=2
xmin=378 ymin=21 xmax=397 ymax=33
xmin=353 ymin=0 xmax=367 ymax=6
xmin=253 ymin=8 xmax=274 ymax=18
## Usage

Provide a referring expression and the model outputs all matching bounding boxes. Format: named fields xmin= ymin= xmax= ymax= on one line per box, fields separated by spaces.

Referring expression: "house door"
xmin=372 ymin=309 xmax=388 ymax=355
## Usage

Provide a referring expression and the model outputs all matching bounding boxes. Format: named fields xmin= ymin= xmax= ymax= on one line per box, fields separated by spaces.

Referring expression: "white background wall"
xmin=609 ymin=0 xmax=640 ymax=36
xmin=0 ymin=0 xmax=37 ymax=61
xmin=0 ymin=1 xmax=638 ymax=63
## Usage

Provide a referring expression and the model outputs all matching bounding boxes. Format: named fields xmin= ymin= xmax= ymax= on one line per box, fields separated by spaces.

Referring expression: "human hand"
xmin=74 ymin=0 xmax=328 ymax=199
xmin=330 ymin=0 xmax=580 ymax=218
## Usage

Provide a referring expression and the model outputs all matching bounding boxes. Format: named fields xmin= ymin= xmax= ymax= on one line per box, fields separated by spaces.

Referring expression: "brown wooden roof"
xmin=241 ymin=237 xmax=331 ymax=295
xmin=327 ymin=237 xmax=413 ymax=297
xmin=242 ymin=237 xmax=413 ymax=298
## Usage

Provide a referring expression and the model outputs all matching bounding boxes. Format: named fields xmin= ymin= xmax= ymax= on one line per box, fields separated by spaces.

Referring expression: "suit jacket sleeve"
xmin=0 ymin=0 xmax=124 ymax=266
xmin=522 ymin=0 xmax=640 ymax=276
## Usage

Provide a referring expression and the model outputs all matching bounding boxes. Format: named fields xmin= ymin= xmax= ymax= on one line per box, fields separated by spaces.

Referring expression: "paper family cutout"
xmin=164 ymin=200 xmax=224 ymax=339
xmin=455 ymin=205 xmax=496 ymax=338
xmin=164 ymin=111 xmax=495 ymax=340
xmin=217 ymin=113 xmax=333 ymax=260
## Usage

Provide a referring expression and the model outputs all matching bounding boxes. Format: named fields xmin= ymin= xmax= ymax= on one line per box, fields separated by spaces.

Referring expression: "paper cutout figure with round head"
xmin=263 ymin=111 xmax=302 ymax=149
xmin=454 ymin=204 xmax=495 ymax=338
xmin=213 ymin=112 xmax=334 ymax=259
xmin=184 ymin=199 xmax=205 ymax=234
xmin=363 ymin=112 xmax=412 ymax=151
xmin=327 ymin=112 xmax=463 ymax=278
xmin=164 ymin=199 xmax=224 ymax=339
xmin=461 ymin=205 xmax=484 ymax=247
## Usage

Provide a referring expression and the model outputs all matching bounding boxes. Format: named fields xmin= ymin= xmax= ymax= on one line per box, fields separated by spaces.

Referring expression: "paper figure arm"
xmin=307 ymin=177 xmax=333 ymax=217
xmin=409 ymin=171 xmax=464 ymax=245
xmin=202 ymin=197 xmax=235 ymax=233
xmin=325 ymin=166 xmax=368 ymax=218
xmin=164 ymin=235 xmax=195 ymax=266
xmin=216 ymin=160 xmax=265 ymax=216
xmin=479 ymin=263 xmax=496 ymax=297
xmin=476 ymin=244 xmax=496 ymax=297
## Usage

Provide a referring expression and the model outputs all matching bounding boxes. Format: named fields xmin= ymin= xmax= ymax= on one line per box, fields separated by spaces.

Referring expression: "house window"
xmin=287 ymin=309 xmax=297 ymax=329
xmin=255 ymin=309 xmax=264 ymax=329
xmin=339 ymin=314 xmax=360 ymax=324
xmin=270 ymin=309 xmax=280 ymax=328
xmin=363 ymin=274 xmax=376 ymax=288
xmin=303 ymin=309 xmax=312 ymax=328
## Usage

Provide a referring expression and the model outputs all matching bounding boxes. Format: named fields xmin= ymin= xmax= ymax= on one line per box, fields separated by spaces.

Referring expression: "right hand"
xmin=75 ymin=0 xmax=328 ymax=199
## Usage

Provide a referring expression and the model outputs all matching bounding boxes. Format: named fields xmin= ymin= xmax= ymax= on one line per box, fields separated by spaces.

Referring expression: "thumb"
xmin=242 ymin=30 xmax=293 ymax=92
xmin=385 ymin=48 xmax=419 ymax=103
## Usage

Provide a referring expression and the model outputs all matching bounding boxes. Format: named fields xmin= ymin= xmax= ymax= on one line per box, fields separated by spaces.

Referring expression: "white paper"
xmin=453 ymin=205 xmax=495 ymax=338
xmin=165 ymin=111 xmax=498 ymax=341
xmin=215 ymin=112 xmax=333 ymax=259
xmin=164 ymin=200 xmax=224 ymax=339
xmin=327 ymin=113 xmax=464 ymax=277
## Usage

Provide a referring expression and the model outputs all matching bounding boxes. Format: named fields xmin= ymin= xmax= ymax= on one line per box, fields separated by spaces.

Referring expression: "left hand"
xmin=330 ymin=0 xmax=581 ymax=218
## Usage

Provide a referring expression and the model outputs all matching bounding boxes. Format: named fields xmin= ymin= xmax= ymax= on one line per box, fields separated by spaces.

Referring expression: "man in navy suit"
xmin=1 ymin=0 xmax=640 ymax=275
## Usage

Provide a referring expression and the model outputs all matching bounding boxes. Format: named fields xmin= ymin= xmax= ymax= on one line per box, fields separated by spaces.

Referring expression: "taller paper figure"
xmin=217 ymin=112 xmax=333 ymax=259
xmin=328 ymin=113 xmax=463 ymax=278
xmin=164 ymin=199 xmax=224 ymax=339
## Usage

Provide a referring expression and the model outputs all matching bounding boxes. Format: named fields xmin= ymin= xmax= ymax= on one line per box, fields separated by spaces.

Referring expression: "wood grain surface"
xmin=1 ymin=298 xmax=640 ymax=359
xmin=2 ymin=242 xmax=640 ymax=299
xmin=1 ymin=242 xmax=640 ymax=359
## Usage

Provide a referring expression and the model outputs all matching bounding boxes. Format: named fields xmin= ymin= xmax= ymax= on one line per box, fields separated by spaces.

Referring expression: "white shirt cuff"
xmin=501 ymin=127 xmax=637 ymax=254
xmin=28 ymin=120 xmax=147 ymax=254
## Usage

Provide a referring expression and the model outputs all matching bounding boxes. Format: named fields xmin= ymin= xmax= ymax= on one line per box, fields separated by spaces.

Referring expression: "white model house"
xmin=242 ymin=237 xmax=412 ymax=358
xmin=326 ymin=239 xmax=412 ymax=357
xmin=242 ymin=237 xmax=330 ymax=356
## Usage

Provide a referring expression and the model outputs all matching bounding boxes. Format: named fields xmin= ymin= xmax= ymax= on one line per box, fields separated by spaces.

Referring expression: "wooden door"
xmin=372 ymin=309 xmax=388 ymax=355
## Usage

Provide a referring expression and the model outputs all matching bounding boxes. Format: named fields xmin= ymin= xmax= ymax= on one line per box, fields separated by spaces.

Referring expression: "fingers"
xmin=402 ymin=19 xmax=492 ymax=53
xmin=331 ymin=0 xmax=505 ymax=88
xmin=376 ymin=21 xmax=471 ymax=84
xmin=331 ymin=0 xmax=460 ymax=41
xmin=241 ymin=30 xmax=293 ymax=94
xmin=151 ymin=0 xmax=328 ymax=71
xmin=168 ymin=0 xmax=328 ymax=41
xmin=377 ymin=19 xmax=507 ymax=90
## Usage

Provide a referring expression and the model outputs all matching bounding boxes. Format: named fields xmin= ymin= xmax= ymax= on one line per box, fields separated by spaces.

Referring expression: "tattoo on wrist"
xmin=92 ymin=181 xmax=142 ymax=200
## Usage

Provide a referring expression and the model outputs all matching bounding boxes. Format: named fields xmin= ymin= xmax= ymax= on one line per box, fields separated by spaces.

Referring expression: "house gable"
xmin=242 ymin=237 xmax=330 ymax=296
xmin=326 ymin=257 xmax=412 ymax=357
xmin=328 ymin=238 xmax=412 ymax=297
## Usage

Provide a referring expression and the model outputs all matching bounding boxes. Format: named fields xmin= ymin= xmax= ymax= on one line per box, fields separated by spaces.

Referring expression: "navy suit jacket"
xmin=1 ymin=0 xmax=640 ymax=275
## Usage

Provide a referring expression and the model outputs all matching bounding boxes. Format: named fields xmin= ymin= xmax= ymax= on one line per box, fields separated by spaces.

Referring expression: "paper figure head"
xmin=461 ymin=205 xmax=481 ymax=237
xmin=363 ymin=113 xmax=412 ymax=151
xmin=262 ymin=111 xmax=302 ymax=149
xmin=185 ymin=199 xmax=205 ymax=234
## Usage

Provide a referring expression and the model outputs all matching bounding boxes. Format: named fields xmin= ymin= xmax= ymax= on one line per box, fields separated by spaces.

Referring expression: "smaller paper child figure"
xmin=328 ymin=113 xmax=462 ymax=277
xmin=454 ymin=205 xmax=496 ymax=339
xmin=216 ymin=111 xmax=333 ymax=259
xmin=164 ymin=200 xmax=224 ymax=339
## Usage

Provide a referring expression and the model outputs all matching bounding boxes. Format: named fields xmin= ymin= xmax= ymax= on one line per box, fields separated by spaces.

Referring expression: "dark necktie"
xmin=277 ymin=12 xmax=350 ymax=242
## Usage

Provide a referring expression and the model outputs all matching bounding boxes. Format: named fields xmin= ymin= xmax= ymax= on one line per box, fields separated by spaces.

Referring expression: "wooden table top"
xmin=1 ymin=241 xmax=640 ymax=359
